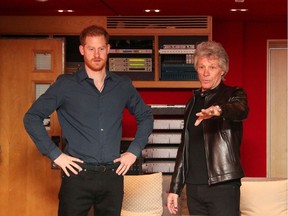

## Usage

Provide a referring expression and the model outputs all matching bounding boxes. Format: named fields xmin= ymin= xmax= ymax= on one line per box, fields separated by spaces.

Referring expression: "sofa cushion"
xmin=121 ymin=172 xmax=163 ymax=216
xmin=240 ymin=177 xmax=288 ymax=216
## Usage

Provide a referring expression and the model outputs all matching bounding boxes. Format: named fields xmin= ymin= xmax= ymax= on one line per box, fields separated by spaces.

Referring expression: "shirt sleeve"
xmin=125 ymin=81 xmax=154 ymax=157
xmin=220 ymin=87 xmax=249 ymax=121
xmin=23 ymin=76 xmax=65 ymax=161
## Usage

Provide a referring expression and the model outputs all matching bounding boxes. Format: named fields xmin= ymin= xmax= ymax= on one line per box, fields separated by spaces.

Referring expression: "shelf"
xmin=132 ymin=80 xmax=201 ymax=88
xmin=60 ymin=17 xmax=212 ymax=89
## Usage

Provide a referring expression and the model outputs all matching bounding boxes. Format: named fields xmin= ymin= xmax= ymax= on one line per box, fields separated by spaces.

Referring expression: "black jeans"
xmin=186 ymin=183 xmax=240 ymax=216
xmin=58 ymin=169 xmax=123 ymax=216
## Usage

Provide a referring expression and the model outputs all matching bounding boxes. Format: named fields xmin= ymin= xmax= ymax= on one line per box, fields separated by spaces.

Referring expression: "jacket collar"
xmin=194 ymin=81 xmax=225 ymax=97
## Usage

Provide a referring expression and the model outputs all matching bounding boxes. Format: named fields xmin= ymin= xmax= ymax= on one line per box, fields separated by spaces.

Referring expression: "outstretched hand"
xmin=54 ymin=153 xmax=84 ymax=176
xmin=194 ymin=105 xmax=222 ymax=126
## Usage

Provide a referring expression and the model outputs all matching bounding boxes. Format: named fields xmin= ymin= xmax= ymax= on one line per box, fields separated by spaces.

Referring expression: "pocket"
xmin=220 ymin=130 xmax=236 ymax=162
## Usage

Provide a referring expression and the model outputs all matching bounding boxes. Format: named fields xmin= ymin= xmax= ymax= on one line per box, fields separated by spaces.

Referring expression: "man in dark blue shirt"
xmin=23 ymin=25 xmax=154 ymax=216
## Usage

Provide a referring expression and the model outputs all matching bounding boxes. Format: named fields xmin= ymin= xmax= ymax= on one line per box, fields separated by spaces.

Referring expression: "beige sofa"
xmin=121 ymin=173 xmax=288 ymax=216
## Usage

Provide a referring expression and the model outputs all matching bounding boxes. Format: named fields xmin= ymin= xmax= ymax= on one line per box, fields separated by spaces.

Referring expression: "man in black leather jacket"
xmin=167 ymin=41 xmax=249 ymax=216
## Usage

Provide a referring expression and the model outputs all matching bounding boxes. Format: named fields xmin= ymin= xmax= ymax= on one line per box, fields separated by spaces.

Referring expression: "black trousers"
xmin=186 ymin=183 xmax=240 ymax=216
xmin=58 ymin=169 xmax=123 ymax=216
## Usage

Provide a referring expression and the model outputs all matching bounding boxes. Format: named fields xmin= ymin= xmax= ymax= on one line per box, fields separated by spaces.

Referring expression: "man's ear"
xmin=107 ymin=44 xmax=111 ymax=54
xmin=79 ymin=45 xmax=84 ymax=55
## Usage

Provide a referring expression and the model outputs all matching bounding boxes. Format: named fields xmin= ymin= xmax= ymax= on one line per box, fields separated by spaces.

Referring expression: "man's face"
xmin=196 ymin=56 xmax=224 ymax=91
xmin=79 ymin=35 xmax=110 ymax=72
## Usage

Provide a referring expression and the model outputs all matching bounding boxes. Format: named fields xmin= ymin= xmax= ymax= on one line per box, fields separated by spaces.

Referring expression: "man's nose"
xmin=94 ymin=49 xmax=100 ymax=57
xmin=203 ymin=68 xmax=210 ymax=76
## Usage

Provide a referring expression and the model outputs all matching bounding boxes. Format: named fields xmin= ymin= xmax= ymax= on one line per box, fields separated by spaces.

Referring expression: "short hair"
xmin=79 ymin=25 xmax=109 ymax=46
xmin=194 ymin=41 xmax=229 ymax=77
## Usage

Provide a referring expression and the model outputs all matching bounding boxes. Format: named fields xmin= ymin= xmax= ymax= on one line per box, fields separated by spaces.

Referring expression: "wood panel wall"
xmin=0 ymin=16 xmax=106 ymax=35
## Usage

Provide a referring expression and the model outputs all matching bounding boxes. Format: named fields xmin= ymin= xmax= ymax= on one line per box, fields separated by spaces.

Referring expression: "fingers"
xmin=194 ymin=109 xmax=206 ymax=126
xmin=197 ymin=106 xmax=221 ymax=117
xmin=194 ymin=105 xmax=221 ymax=126
xmin=206 ymin=105 xmax=221 ymax=116
xmin=54 ymin=153 xmax=84 ymax=176
xmin=114 ymin=152 xmax=136 ymax=176
xmin=167 ymin=202 xmax=178 ymax=214
xmin=115 ymin=164 xmax=130 ymax=176
xmin=66 ymin=161 xmax=83 ymax=175
xmin=167 ymin=194 xmax=179 ymax=214
xmin=115 ymin=159 xmax=132 ymax=175
xmin=62 ymin=167 xmax=70 ymax=177
xmin=168 ymin=205 xmax=178 ymax=214
xmin=194 ymin=118 xmax=202 ymax=126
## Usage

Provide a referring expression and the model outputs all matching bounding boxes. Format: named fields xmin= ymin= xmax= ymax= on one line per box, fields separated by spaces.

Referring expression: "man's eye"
xmin=99 ymin=47 xmax=106 ymax=52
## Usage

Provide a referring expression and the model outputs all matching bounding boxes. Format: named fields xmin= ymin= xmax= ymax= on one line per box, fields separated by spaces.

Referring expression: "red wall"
xmin=122 ymin=20 xmax=287 ymax=177
xmin=213 ymin=20 xmax=287 ymax=177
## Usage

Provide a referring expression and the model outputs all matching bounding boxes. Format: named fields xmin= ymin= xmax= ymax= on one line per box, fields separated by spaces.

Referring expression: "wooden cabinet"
xmin=0 ymin=15 xmax=212 ymax=88
xmin=107 ymin=35 xmax=210 ymax=88
xmin=106 ymin=16 xmax=212 ymax=88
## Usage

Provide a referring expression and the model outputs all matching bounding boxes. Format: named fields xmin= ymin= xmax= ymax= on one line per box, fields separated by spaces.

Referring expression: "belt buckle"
xmin=98 ymin=165 xmax=106 ymax=172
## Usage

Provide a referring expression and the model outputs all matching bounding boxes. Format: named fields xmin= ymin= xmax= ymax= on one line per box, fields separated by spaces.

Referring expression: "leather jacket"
xmin=169 ymin=82 xmax=249 ymax=195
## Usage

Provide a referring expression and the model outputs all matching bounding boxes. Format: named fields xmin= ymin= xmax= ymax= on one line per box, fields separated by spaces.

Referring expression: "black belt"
xmin=79 ymin=162 xmax=120 ymax=172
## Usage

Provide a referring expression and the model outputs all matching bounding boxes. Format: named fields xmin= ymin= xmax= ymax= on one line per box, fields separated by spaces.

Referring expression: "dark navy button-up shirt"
xmin=23 ymin=69 xmax=154 ymax=163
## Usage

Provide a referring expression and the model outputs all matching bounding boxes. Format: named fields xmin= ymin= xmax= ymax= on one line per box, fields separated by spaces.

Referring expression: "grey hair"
xmin=194 ymin=41 xmax=229 ymax=79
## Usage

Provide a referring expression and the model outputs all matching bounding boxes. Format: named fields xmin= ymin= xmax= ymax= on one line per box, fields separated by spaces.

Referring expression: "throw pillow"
xmin=240 ymin=177 xmax=288 ymax=216
xmin=121 ymin=172 xmax=163 ymax=216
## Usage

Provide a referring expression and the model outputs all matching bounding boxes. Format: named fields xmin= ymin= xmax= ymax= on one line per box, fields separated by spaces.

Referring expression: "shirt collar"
xmin=76 ymin=67 xmax=112 ymax=82
xmin=77 ymin=68 xmax=88 ymax=81
xmin=194 ymin=81 xmax=224 ymax=97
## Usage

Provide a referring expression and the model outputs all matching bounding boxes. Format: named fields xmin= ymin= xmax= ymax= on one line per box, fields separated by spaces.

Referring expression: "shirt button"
xmin=100 ymin=128 xmax=104 ymax=131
